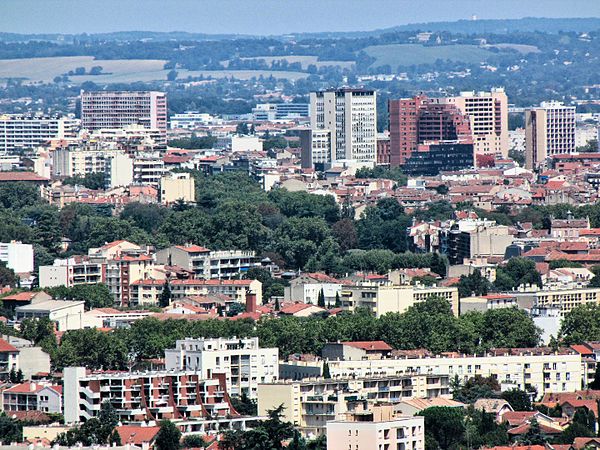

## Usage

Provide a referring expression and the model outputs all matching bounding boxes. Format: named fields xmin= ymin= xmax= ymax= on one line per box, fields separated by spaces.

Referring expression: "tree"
xmin=495 ymin=258 xmax=542 ymax=291
xmin=0 ymin=413 xmax=22 ymax=443
xmin=418 ymin=407 xmax=465 ymax=450
xmin=322 ymin=361 xmax=331 ymax=379
xmin=589 ymin=363 xmax=600 ymax=390
xmin=455 ymin=269 xmax=490 ymax=298
xmin=334 ymin=292 xmax=341 ymax=307
xmin=167 ymin=69 xmax=178 ymax=81
xmin=47 ymin=284 xmax=113 ymax=309
xmin=0 ymin=262 xmax=17 ymax=287
xmin=501 ymin=389 xmax=532 ymax=411
xmin=182 ymin=435 xmax=207 ymax=448
xmin=230 ymin=392 xmax=257 ymax=416
xmin=159 ymin=281 xmax=172 ymax=308
xmin=155 ymin=420 xmax=181 ymax=450
xmin=453 ymin=375 xmax=500 ymax=404
xmin=560 ymin=304 xmax=600 ymax=344
xmin=317 ymin=289 xmax=325 ymax=308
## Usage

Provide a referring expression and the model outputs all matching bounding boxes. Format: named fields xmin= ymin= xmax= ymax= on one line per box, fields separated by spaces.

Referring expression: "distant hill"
xmin=0 ymin=17 xmax=599 ymax=43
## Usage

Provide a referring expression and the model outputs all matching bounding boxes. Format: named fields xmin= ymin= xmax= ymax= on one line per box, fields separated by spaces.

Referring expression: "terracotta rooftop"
xmin=340 ymin=341 xmax=393 ymax=351
xmin=0 ymin=338 xmax=18 ymax=353
xmin=0 ymin=172 xmax=49 ymax=182
xmin=116 ymin=425 xmax=160 ymax=445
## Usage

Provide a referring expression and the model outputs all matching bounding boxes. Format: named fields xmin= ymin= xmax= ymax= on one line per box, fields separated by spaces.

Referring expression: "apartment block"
xmin=132 ymin=156 xmax=166 ymax=187
xmin=0 ymin=339 xmax=19 ymax=380
xmin=434 ymin=88 xmax=509 ymax=158
xmin=165 ymin=337 xmax=278 ymax=399
xmin=339 ymin=283 xmax=459 ymax=317
xmin=81 ymin=91 xmax=167 ymax=134
xmin=530 ymin=287 xmax=600 ymax=316
xmin=252 ymin=103 xmax=309 ymax=121
xmin=299 ymin=128 xmax=332 ymax=170
xmin=130 ymin=278 xmax=262 ymax=306
xmin=0 ymin=241 xmax=34 ymax=274
xmin=281 ymin=348 xmax=582 ymax=397
xmin=2 ymin=382 xmax=62 ymax=414
xmin=258 ymin=374 xmax=448 ymax=437
xmin=155 ymin=244 xmax=261 ymax=280
xmin=327 ymin=405 xmax=425 ymax=450
xmin=63 ymin=367 xmax=239 ymax=426
xmin=310 ymin=88 xmax=377 ymax=163
xmin=160 ymin=172 xmax=195 ymax=205
xmin=105 ymin=253 xmax=160 ymax=307
xmin=525 ymin=101 xmax=576 ymax=169
xmin=0 ymin=115 xmax=78 ymax=152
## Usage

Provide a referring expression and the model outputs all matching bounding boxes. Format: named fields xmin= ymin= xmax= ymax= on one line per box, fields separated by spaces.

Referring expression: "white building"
xmin=299 ymin=128 xmax=332 ymax=169
xmin=0 ymin=241 xmax=34 ymax=274
xmin=327 ymin=405 xmax=425 ymax=450
xmin=525 ymin=101 xmax=576 ymax=169
xmin=0 ymin=115 xmax=78 ymax=152
xmin=310 ymin=88 xmax=377 ymax=163
xmin=38 ymin=256 xmax=103 ymax=288
xmin=15 ymin=299 xmax=85 ymax=331
xmin=81 ymin=91 xmax=167 ymax=134
xmin=170 ymin=112 xmax=221 ymax=129
xmin=2 ymin=382 xmax=62 ymax=414
xmin=132 ymin=156 xmax=166 ymax=187
xmin=231 ymin=135 xmax=263 ymax=153
xmin=165 ymin=337 xmax=278 ymax=399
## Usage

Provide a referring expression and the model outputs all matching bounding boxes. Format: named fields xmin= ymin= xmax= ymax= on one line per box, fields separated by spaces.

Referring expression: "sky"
xmin=2 ymin=0 xmax=600 ymax=35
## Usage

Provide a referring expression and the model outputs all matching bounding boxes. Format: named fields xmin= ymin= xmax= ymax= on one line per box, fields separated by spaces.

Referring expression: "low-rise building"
xmin=160 ymin=172 xmax=195 ymax=205
xmin=39 ymin=256 xmax=103 ymax=288
xmin=2 ymin=382 xmax=62 ymax=414
xmin=284 ymin=273 xmax=342 ymax=306
xmin=258 ymin=374 xmax=448 ymax=437
xmin=14 ymin=299 xmax=85 ymax=331
xmin=327 ymin=405 xmax=425 ymax=450
xmin=165 ymin=337 xmax=278 ymax=399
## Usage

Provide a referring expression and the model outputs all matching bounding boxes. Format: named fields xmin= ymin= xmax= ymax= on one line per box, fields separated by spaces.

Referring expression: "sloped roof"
xmin=116 ymin=425 xmax=160 ymax=445
xmin=341 ymin=341 xmax=392 ymax=351
xmin=0 ymin=338 xmax=18 ymax=353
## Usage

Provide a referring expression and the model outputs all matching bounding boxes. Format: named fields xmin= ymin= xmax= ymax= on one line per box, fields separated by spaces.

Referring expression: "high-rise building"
xmin=388 ymin=96 xmax=472 ymax=166
xmin=310 ymin=88 xmax=377 ymax=163
xmin=434 ymin=88 xmax=509 ymax=158
xmin=80 ymin=91 xmax=167 ymax=134
xmin=299 ymin=128 xmax=332 ymax=169
xmin=525 ymin=101 xmax=576 ymax=169
xmin=0 ymin=115 xmax=78 ymax=152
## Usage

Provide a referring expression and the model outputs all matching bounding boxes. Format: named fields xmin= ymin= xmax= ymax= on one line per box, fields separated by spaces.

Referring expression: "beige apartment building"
xmin=258 ymin=374 xmax=448 ymax=437
xmin=525 ymin=101 xmax=576 ymax=169
xmin=327 ymin=405 xmax=425 ymax=450
xmin=531 ymin=287 xmax=600 ymax=316
xmin=280 ymin=348 xmax=583 ymax=398
xmin=160 ymin=172 xmax=195 ymax=205
xmin=339 ymin=283 xmax=459 ymax=317
xmin=433 ymin=88 xmax=508 ymax=157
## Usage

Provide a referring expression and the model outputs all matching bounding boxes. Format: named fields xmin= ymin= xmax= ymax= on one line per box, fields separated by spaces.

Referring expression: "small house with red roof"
xmin=0 ymin=291 xmax=51 ymax=310
xmin=0 ymin=338 xmax=19 ymax=379
xmin=116 ymin=424 xmax=160 ymax=450
xmin=2 ymin=382 xmax=62 ymax=414
xmin=284 ymin=272 xmax=342 ymax=306
xmin=322 ymin=340 xmax=393 ymax=361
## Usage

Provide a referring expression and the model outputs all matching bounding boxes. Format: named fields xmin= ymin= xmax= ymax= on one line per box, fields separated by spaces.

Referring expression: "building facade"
xmin=80 ymin=91 xmax=167 ymax=134
xmin=0 ymin=241 xmax=34 ymax=273
xmin=0 ymin=115 xmax=78 ymax=152
xmin=165 ymin=337 xmax=278 ymax=399
xmin=310 ymin=88 xmax=377 ymax=163
xmin=525 ymin=102 xmax=576 ymax=169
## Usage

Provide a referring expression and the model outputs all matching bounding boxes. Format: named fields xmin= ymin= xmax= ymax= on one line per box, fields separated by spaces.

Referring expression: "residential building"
xmin=258 ymin=374 xmax=447 ymax=437
xmin=0 ymin=291 xmax=52 ymax=310
xmin=299 ymin=128 xmax=332 ymax=170
xmin=132 ymin=156 xmax=166 ymax=187
xmin=2 ymin=382 xmax=62 ymax=414
xmin=160 ymin=172 xmax=195 ymax=205
xmin=130 ymin=278 xmax=262 ymax=306
xmin=284 ymin=273 xmax=342 ymax=306
xmin=434 ymin=88 xmax=509 ymax=157
xmin=0 ymin=241 xmax=33 ymax=274
xmin=321 ymin=341 xmax=393 ymax=361
xmin=0 ymin=115 xmax=78 ymax=152
xmin=252 ymin=103 xmax=310 ymax=121
xmin=82 ymin=308 xmax=153 ymax=329
xmin=529 ymin=286 xmax=600 ymax=316
xmin=14 ymin=299 xmax=85 ymax=331
xmin=230 ymin=135 xmax=262 ymax=152
xmin=105 ymin=253 xmax=160 ymax=307
xmin=0 ymin=336 xmax=51 ymax=380
xmin=80 ymin=91 xmax=167 ymax=134
xmin=63 ymin=367 xmax=251 ymax=433
xmin=164 ymin=337 xmax=278 ymax=399
xmin=339 ymin=283 xmax=459 ymax=317
xmin=525 ymin=102 xmax=576 ymax=169
xmin=39 ymin=256 xmax=103 ymax=288
xmin=155 ymin=245 xmax=261 ymax=280
xmin=326 ymin=405 xmax=425 ymax=450
xmin=0 ymin=338 xmax=19 ymax=380
xmin=280 ymin=347 xmax=583 ymax=397
xmin=310 ymin=88 xmax=377 ymax=163
xmin=170 ymin=112 xmax=220 ymax=129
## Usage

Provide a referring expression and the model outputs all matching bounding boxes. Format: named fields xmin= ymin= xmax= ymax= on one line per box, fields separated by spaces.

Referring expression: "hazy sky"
xmin=2 ymin=0 xmax=600 ymax=35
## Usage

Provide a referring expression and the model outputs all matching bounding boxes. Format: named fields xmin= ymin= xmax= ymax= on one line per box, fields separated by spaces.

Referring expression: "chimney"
xmin=246 ymin=291 xmax=257 ymax=314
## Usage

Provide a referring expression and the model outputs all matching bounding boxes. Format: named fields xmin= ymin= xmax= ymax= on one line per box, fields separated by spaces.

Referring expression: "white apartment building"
xmin=327 ymin=406 xmax=425 ymax=450
xmin=258 ymin=375 xmax=444 ymax=438
xmin=230 ymin=135 xmax=262 ymax=153
xmin=132 ymin=155 xmax=166 ymax=187
xmin=155 ymin=245 xmax=261 ymax=280
xmin=310 ymin=88 xmax=377 ymax=163
xmin=525 ymin=101 xmax=576 ymax=169
xmin=435 ymin=88 xmax=509 ymax=157
xmin=170 ymin=112 xmax=221 ymax=129
xmin=2 ymin=382 xmax=62 ymax=414
xmin=165 ymin=337 xmax=279 ymax=399
xmin=0 ymin=115 xmax=78 ymax=152
xmin=524 ymin=286 xmax=600 ymax=317
xmin=280 ymin=348 xmax=583 ymax=398
xmin=81 ymin=91 xmax=167 ymax=134
xmin=0 ymin=241 xmax=34 ymax=274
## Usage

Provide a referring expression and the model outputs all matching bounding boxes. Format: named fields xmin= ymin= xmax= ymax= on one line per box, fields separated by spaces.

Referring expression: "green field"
xmin=363 ymin=44 xmax=496 ymax=68
xmin=0 ymin=56 xmax=308 ymax=84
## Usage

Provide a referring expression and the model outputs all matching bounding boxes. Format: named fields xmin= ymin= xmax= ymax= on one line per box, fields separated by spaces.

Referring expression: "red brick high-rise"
xmin=388 ymin=95 xmax=472 ymax=167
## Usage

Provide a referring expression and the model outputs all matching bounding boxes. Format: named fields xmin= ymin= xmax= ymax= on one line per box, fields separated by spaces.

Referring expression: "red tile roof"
xmin=116 ymin=425 xmax=160 ymax=445
xmin=341 ymin=341 xmax=392 ymax=351
xmin=174 ymin=245 xmax=211 ymax=253
xmin=0 ymin=172 xmax=49 ymax=182
xmin=0 ymin=338 xmax=18 ymax=353
xmin=502 ymin=411 xmax=537 ymax=426
xmin=571 ymin=344 xmax=594 ymax=355
xmin=2 ymin=292 xmax=37 ymax=302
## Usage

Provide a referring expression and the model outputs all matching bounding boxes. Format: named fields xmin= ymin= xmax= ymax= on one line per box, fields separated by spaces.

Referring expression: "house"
xmin=283 ymin=273 xmax=342 ymax=306
xmin=393 ymin=397 xmax=465 ymax=416
xmin=2 ymin=382 xmax=62 ymax=414
xmin=0 ymin=291 xmax=52 ymax=310
xmin=322 ymin=341 xmax=393 ymax=361
xmin=278 ymin=303 xmax=326 ymax=317
xmin=502 ymin=411 xmax=564 ymax=439
xmin=473 ymin=398 xmax=514 ymax=423
xmin=116 ymin=425 xmax=160 ymax=450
